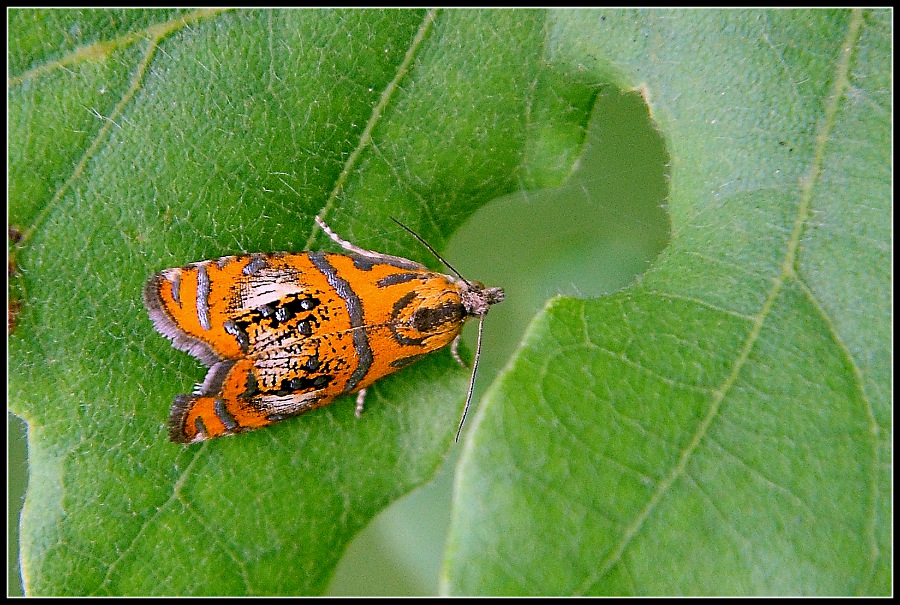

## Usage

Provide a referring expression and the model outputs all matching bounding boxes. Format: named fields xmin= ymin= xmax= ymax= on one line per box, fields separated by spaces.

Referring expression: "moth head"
xmin=459 ymin=281 xmax=505 ymax=317
xmin=390 ymin=218 xmax=505 ymax=442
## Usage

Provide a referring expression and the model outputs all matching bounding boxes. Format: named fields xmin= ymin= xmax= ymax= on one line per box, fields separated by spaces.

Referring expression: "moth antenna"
xmin=455 ymin=314 xmax=486 ymax=442
xmin=391 ymin=218 xmax=472 ymax=287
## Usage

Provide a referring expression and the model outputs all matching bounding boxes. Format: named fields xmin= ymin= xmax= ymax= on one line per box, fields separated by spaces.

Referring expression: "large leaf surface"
xmin=444 ymin=9 xmax=890 ymax=596
xmin=8 ymin=9 xmax=596 ymax=595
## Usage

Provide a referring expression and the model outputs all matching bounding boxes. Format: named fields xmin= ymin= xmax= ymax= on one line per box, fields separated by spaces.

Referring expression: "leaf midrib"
xmin=306 ymin=8 xmax=440 ymax=247
xmin=87 ymin=9 xmax=445 ymax=595
xmin=12 ymin=9 xmax=227 ymax=248
xmin=576 ymin=8 xmax=872 ymax=594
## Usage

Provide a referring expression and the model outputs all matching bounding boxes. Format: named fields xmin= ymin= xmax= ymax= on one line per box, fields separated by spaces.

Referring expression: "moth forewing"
xmin=145 ymin=216 xmax=504 ymax=443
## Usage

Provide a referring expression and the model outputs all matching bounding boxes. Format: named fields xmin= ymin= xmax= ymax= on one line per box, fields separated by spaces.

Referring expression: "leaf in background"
xmin=8 ymin=9 xmax=597 ymax=595
xmin=444 ymin=9 xmax=890 ymax=596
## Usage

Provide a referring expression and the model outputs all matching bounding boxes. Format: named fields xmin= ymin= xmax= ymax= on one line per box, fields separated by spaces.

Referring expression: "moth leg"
xmin=355 ymin=388 xmax=367 ymax=417
xmin=315 ymin=215 xmax=426 ymax=269
xmin=451 ymin=334 xmax=467 ymax=368
xmin=316 ymin=215 xmax=381 ymax=256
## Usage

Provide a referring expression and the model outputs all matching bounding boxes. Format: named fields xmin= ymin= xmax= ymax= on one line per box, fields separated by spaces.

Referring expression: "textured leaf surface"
xmin=444 ymin=9 xmax=890 ymax=596
xmin=8 ymin=9 xmax=596 ymax=595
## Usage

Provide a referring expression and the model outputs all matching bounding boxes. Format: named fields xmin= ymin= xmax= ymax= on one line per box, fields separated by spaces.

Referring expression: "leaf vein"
xmin=16 ymin=10 xmax=229 ymax=249
xmin=641 ymin=289 xmax=756 ymax=321
xmin=575 ymin=9 xmax=867 ymax=594
xmin=183 ymin=504 xmax=254 ymax=593
xmin=307 ymin=8 xmax=440 ymax=247
xmin=7 ymin=9 xmax=228 ymax=87
xmin=92 ymin=444 xmax=207 ymax=593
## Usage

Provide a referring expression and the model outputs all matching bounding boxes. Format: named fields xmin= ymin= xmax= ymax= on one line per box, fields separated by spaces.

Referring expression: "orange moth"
xmin=144 ymin=216 xmax=503 ymax=444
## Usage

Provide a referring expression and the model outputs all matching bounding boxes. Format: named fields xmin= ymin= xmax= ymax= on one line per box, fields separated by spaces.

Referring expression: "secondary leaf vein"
xmin=575 ymin=9 xmax=866 ymax=594
xmin=308 ymin=8 xmax=440 ymax=248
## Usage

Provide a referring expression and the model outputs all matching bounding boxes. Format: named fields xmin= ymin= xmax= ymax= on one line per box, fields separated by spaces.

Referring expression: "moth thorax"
xmin=461 ymin=284 xmax=505 ymax=317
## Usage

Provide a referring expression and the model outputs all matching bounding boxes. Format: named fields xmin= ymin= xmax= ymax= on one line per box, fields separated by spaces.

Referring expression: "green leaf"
xmin=8 ymin=9 xmax=597 ymax=595
xmin=444 ymin=9 xmax=890 ymax=596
